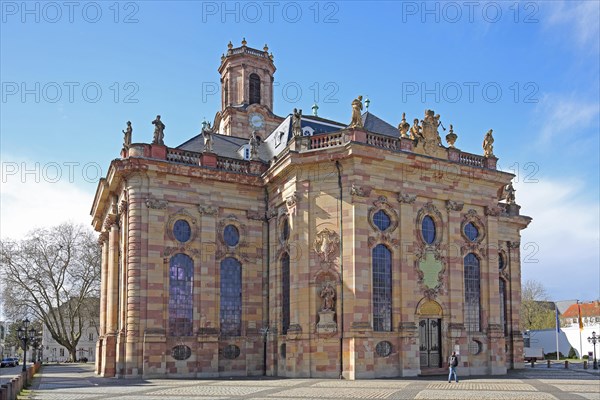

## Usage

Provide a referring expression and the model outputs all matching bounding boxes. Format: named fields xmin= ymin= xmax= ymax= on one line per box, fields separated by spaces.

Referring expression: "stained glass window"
xmin=249 ymin=73 xmax=261 ymax=105
xmin=464 ymin=253 xmax=481 ymax=332
xmin=422 ymin=216 xmax=436 ymax=244
xmin=373 ymin=244 xmax=392 ymax=332
xmin=281 ymin=253 xmax=290 ymax=334
xmin=373 ymin=210 xmax=391 ymax=231
xmin=220 ymin=257 xmax=242 ymax=336
xmin=169 ymin=253 xmax=193 ymax=336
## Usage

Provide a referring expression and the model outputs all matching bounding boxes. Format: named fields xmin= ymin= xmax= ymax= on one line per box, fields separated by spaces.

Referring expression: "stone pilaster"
xmin=102 ymin=215 xmax=119 ymax=377
xmin=96 ymin=231 xmax=109 ymax=375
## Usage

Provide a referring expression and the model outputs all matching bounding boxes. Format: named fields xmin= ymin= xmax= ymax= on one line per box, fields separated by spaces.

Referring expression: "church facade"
xmin=91 ymin=40 xmax=531 ymax=379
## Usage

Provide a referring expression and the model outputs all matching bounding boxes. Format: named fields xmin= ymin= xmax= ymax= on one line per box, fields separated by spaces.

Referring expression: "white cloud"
xmin=516 ymin=179 xmax=600 ymax=301
xmin=543 ymin=1 xmax=600 ymax=49
xmin=0 ymin=156 xmax=95 ymax=240
xmin=535 ymin=94 xmax=599 ymax=145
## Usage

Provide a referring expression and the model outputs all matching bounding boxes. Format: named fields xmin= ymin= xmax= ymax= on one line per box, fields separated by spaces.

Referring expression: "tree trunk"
xmin=68 ymin=347 xmax=78 ymax=362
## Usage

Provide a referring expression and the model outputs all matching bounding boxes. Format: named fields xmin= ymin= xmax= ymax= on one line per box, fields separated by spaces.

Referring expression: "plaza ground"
xmin=15 ymin=363 xmax=600 ymax=400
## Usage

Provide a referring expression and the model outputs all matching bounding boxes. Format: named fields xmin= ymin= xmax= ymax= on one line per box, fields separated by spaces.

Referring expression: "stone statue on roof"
xmin=249 ymin=130 xmax=259 ymax=160
xmin=292 ymin=108 xmax=302 ymax=137
xmin=349 ymin=95 xmax=364 ymax=128
xmin=409 ymin=118 xmax=423 ymax=141
xmin=504 ymin=182 xmax=516 ymax=204
xmin=483 ymin=129 xmax=494 ymax=157
xmin=152 ymin=115 xmax=165 ymax=145
xmin=122 ymin=121 xmax=132 ymax=149
xmin=202 ymin=121 xmax=214 ymax=153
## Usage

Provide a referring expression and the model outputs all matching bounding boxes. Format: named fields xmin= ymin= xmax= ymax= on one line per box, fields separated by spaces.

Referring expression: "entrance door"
xmin=419 ymin=318 xmax=441 ymax=368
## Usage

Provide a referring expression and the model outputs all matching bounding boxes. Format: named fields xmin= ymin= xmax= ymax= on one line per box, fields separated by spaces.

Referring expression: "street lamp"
xmin=587 ymin=331 xmax=598 ymax=370
xmin=16 ymin=318 xmax=36 ymax=372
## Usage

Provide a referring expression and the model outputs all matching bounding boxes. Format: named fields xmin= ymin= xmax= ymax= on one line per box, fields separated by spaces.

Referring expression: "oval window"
xmin=173 ymin=220 xmax=191 ymax=243
xmin=464 ymin=222 xmax=479 ymax=242
xmin=224 ymin=224 xmax=240 ymax=247
xmin=422 ymin=216 xmax=436 ymax=244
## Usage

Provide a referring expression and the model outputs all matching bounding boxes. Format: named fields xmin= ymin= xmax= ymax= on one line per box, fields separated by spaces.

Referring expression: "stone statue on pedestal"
xmin=349 ymin=96 xmax=363 ymax=128
xmin=292 ymin=108 xmax=302 ymax=137
xmin=152 ymin=115 xmax=165 ymax=145
xmin=122 ymin=121 xmax=132 ymax=149
xmin=483 ymin=129 xmax=494 ymax=157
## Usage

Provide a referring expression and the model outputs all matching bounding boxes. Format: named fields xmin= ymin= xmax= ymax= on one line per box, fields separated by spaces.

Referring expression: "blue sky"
xmin=1 ymin=1 xmax=599 ymax=303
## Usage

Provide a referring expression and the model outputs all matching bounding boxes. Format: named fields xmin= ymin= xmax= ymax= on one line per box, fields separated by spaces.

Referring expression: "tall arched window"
xmin=281 ymin=253 xmax=290 ymax=334
xmin=224 ymin=79 xmax=229 ymax=105
xmin=499 ymin=279 xmax=508 ymax=336
xmin=249 ymin=73 xmax=261 ymax=105
xmin=373 ymin=244 xmax=392 ymax=332
xmin=220 ymin=257 xmax=242 ymax=336
xmin=464 ymin=253 xmax=481 ymax=332
xmin=169 ymin=253 xmax=194 ymax=336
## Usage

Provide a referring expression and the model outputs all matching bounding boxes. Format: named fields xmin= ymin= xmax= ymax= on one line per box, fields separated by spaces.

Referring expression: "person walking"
xmin=448 ymin=351 xmax=459 ymax=383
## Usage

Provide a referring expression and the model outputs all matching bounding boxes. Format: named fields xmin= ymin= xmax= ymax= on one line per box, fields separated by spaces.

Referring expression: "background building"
xmin=92 ymin=41 xmax=531 ymax=379
xmin=42 ymin=319 xmax=98 ymax=363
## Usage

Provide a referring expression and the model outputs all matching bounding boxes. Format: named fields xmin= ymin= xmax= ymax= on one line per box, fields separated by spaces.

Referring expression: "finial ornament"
xmin=241 ymin=37 xmax=247 ymax=46
xmin=263 ymin=44 xmax=269 ymax=52
xmin=445 ymin=124 xmax=458 ymax=148
xmin=398 ymin=112 xmax=410 ymax=138
xmin=292 ymin=108 xmax=303 ymax=137
xmin=365 ymin=97 xmax=370 ymax=111
xmin=483 ymin=129 xmax=494 ymax=157
xmin=122 ymin=121 xmax=132 ymax=149
xmin=151 ymin=115 xmax=165 ymax=145
xmin=312 ymin=103 xmax=319 ymax=116
xmin=349 ymin=95 xmax=364 ymax=128
xmin=227 ymin=41 xmax=233 ymax=49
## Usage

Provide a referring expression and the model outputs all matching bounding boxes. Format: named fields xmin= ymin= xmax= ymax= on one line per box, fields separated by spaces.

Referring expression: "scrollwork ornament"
xmin=145 ymin=197 xmax=168 ymax=209
xmin=397 ymin=192 xmax=416 ymax=204
xmin=198 ymin=205 xmax=218 ymax=215
xmin=314 ymin=229 xmax=340 ymax=265
xmin=445 ymin=200 xmax=464 ymax=212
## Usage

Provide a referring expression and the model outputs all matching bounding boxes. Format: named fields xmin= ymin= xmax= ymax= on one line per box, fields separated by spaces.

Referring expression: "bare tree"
xmin=521 ymin=279 xmax=555 ymax=331
xmin=0 ymin=223 xmax=100 ymax=362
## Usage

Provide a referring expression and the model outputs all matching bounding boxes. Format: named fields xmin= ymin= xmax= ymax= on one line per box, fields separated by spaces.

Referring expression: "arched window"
xmin=499 ymin=279 xmax=508 ymax=336
xmin=281 ymin=253 xmax=290 ymax=334
xmin=464 ymin=253 xmax=481 ymax=332
xmin=220 ymin=257 xmax=242 ymax=336
xmin=249 ymin=73 xmax=261 ymax=105
xmin=169 ymin=253 xmax=194 ymax=336
xmin=372 ymin=244 xmax=392 ymax=332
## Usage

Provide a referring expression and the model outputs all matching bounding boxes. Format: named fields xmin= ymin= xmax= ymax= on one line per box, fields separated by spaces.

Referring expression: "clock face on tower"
xmin=249 ymin=113 xmax=265 ymax=129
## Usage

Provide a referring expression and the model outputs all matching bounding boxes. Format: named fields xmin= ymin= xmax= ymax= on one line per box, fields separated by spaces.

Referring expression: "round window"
xmin=464 ymin=222 xmax=479 ymax=242
xmin=222 ymin=344 xmax=241 ymax=360
xmin=421 ymin=215 xmax=436 ymax=244
xmin=375 ymin=341 xmax=393 ymax=357
xmin=224 ymin=224 xmax=240 ymax=246
xmin=171 ymin=345 xmax=192 ymax=360
xmin=173 ymin=220 xmax=191 ymax=242
xmin=469 ymin=340 xmax=482 ymax=355
xmin=373 ymin=210 xmax=391 ymax=231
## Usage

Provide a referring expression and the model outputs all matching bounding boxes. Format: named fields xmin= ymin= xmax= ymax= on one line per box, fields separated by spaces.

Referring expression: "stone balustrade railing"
xmin=166 ymin=148 xmax=200 ymax=165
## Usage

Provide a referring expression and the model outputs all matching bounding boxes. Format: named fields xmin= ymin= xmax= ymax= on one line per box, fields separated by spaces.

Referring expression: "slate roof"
xmin=361 ymin=112 xmax=399 ymax=138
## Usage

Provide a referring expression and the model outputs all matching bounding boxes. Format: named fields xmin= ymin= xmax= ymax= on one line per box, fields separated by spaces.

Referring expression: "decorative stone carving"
xmin=118 ymin=198 xmax=128 ymax=215
xmin=350 ymin=184 xmax=371 ymax=198
xmin=445 ymin=200 xmax=464 ymax=212
xmin=349 ymin=95 xmax=363 ymax=128
xmin=508 ymin=241 xmax=520 ymax=249
xmin=314 ymin=228 xmax=340 ymax=265
xmin=316 ymin=310 xmax=337 ymax=335
xmin=461 ymin=209 xmax=486 ymax=243
xmin=367 ymin=196 xmax=399 ymax=233
xmin=414 ymin=245 xmax=446 ymax=299
xmin=504 ymin=182 xmax=516 ymax=205
xmin=198 ymin=205 xmax=217 ymax=215
xmin=103 ymin=214 xmax=118 ymax=230
xmin=416 ymin=202 xmax=444 ymax=245
xmin=151 ymin=115 xmax=165 ymax=146
xmin=397 ymin=192 xmax=416 ymax=204
xmin=202 ymin=121 xmax=214 ymax=153
xmin=266 ymin=207 xmax=278 ymax=220
xmin=460 ymin=242 xmax=486 ymax=257
xmin=445 ymin=124 xmax=457 ymax=147
xmin=98 ymin=231 xmax=109 ymax=245
xmin=409 ymin=118 xmax=422 ymax=141
xmin=483 ymin=129 xmax=494 ymax=157
xmin=285 ymin=193 xmax=299 ymax=208
xmin=249 ymin=130 xmax=259 ymax=160
xmin=485 ymin=205 xmax=502 ymax=216
xmin=145 ymin=197 xmax=168 ymax=209
xmin=418 ymin=110 xmax=445 ymax=157
xmin=246 ymin=210 xmax=264 ymax=220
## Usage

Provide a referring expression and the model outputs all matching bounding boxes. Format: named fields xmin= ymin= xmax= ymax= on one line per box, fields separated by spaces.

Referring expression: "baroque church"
xmin=91 ymin=40 xmax=531 ymax=379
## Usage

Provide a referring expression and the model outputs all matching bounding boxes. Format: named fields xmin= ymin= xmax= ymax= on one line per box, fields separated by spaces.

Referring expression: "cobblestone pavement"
xmin=24 ymin=364 xmax=599 ymax=400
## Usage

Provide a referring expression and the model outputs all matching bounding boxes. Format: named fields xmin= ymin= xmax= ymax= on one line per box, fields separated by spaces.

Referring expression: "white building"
xmin=560 ymin=301 xmax=600 ymax=359
xmin=42 ymin=321 xmax=98 ymax=363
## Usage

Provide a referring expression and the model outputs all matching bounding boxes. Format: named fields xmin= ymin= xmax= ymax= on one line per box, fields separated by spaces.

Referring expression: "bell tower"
xmin=216 ymin=39 xmax=282 ymax=138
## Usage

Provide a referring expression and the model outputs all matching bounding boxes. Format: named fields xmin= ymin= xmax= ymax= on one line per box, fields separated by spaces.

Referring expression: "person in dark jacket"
xmin=448 ymin=351 xmax=459 ymax=383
